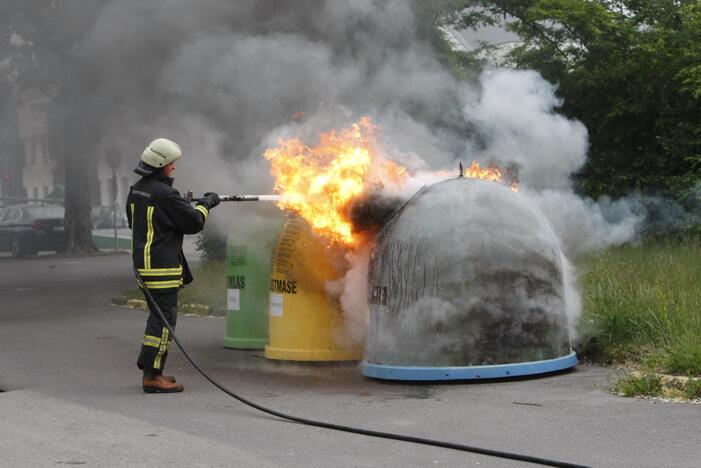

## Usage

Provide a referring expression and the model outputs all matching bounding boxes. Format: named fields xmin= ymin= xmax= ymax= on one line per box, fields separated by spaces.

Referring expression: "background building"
xmin=17 ymin=88 xmax=55 ymax=202
xmin=7 ymin=86 xmax=134 ymax=211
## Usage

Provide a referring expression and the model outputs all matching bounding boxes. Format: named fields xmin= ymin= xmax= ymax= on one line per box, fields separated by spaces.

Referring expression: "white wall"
xmin=17 ymin=89 xmax=54 ymax=202
xmin=96 ymin=156 xmax=138 ymax=208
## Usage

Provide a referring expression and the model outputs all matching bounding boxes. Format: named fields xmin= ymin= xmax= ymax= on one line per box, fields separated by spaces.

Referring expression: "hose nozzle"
xmin=186 ymin=191 xmax=281 ymax=203
xmin=220 ymin=195 xmax=259 ymax=202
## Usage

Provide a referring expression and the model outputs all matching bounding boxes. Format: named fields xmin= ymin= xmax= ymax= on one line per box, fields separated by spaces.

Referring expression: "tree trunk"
xmin=63 ymin=147 xmax=97 ymax=253
xmin=56 ymin=84 xmax=98 ymax=254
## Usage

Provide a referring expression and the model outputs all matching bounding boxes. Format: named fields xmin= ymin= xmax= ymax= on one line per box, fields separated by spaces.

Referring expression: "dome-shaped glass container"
xmin=362 ymin=178 xmax=576 ymax=380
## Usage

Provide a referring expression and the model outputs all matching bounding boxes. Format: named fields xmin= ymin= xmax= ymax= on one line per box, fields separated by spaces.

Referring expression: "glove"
xmin=201 ymin=192 xmax=220 ymax=209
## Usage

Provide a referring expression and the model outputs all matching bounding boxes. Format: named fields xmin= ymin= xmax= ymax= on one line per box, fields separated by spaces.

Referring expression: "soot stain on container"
xmin=348 ymin=188 xmax=405 ymax=235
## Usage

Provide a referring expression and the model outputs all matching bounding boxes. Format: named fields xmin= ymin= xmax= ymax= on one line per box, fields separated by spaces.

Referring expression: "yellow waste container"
xmin=264 ymin=215 xmax=362 ymax=361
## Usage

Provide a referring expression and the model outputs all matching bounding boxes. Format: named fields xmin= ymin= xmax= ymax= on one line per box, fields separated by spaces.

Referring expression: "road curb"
xmin=626 ymin=370 xmax=701 ymax=401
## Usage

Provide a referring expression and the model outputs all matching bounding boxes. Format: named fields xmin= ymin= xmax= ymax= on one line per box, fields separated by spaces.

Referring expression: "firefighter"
xmin=127 ymin=138 xmax=219 ymax=393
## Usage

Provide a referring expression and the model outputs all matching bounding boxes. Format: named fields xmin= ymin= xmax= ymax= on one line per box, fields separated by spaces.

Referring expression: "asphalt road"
xmin=1 ymin=254 xmax=699 ymax=467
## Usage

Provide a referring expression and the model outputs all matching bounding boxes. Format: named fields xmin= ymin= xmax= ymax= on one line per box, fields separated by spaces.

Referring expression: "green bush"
xmin=196 ymin=227 xmax=226 ymax=261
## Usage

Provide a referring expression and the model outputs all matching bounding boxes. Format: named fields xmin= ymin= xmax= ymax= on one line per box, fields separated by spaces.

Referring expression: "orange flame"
xmin=264 ymin=118 xmax=518 ymax=246
xmin=464 ymin=161 xmax=501 ymax=181
xmin=264 ymin=117 xmax=384 ymax=246
xmin=464 ymin=161 xmax=518 ymax=191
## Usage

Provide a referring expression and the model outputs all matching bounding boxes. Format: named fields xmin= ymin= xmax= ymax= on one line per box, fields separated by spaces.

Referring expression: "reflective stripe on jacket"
xmin=127 ymin=171 xmax=208 ymax=292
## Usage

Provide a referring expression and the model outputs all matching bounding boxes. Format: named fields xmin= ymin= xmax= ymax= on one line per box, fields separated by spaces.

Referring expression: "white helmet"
xmin=135 ymin=138 xmax=182 ymax=175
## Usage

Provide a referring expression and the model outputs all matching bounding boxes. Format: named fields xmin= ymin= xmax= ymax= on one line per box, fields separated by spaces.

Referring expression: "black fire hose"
xmin=134 ymin=269 xmax=590 ymax=468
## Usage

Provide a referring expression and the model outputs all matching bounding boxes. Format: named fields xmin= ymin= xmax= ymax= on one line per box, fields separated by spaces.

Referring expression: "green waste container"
xmin=222 ymin=204 xmax=285 ymax=349
xmin=222 ymin=238 xmax=271 ymax=349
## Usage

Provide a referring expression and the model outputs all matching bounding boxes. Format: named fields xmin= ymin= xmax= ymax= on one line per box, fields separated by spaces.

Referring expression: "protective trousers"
xmin=137 ymin=291 xmax=177 ymax=376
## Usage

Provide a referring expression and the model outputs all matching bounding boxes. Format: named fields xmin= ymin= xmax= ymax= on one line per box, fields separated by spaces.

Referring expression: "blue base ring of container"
xmin=361 ymin=352 xmax=577 ymax=381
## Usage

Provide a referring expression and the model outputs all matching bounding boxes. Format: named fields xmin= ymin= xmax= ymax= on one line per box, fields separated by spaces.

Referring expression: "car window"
xmin=23 ymin=206 xmax=65 ymax=219
xmin=1 ymin=208 xmax=18 ymax=222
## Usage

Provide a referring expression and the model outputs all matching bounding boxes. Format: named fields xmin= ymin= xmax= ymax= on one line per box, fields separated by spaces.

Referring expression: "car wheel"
xmin=10 ymin=237 xmax=22 ymax=258
xmin=10 ymin=236 xmax=36 ymax=257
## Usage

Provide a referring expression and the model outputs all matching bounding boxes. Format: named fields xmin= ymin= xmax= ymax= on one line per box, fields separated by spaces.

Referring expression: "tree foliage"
xmin=411 ymin=0 xmax=487 ymax=81
xmin=453 ymin=0 xmax=701 ymax=199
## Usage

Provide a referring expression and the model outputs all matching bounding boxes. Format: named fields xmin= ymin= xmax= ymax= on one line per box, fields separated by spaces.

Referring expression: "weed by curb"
xmin=614 ymin=371 xmax=701 ymax=402
xmin=614 ymin=373 xmax=662 ymax=397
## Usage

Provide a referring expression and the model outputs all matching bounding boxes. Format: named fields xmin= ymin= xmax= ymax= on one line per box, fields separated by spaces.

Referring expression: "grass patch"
xmin=578 ymin=236 xmax=701 ymax=375
xmin=664 ymin=338 xmax=701 ymax=375
xmin=683 ymin=375 xmax=701 ymax=400
xmin=614 ymin=373 xmax=663 ymax=397
xmin=614 ymin=372 xmax=701 ymax=400
xmin=122 ymin=260 xmax=226 ymax=314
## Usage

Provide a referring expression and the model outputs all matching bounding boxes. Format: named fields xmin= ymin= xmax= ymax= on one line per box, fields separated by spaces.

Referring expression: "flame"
xmin=380 ymin=160 xmax=407 ymax=184
xmin=264 ymin=117 xmax=386 ymax=246
xmin=464 ymin=161 xmax=502 ymax=181
xmin=264 ymin=118 xmax=519 ymax=246
xmin=464 ymin=161 xmax=518 ymax=192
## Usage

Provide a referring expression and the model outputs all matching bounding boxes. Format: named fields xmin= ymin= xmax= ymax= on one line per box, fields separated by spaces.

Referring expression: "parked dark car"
xmin=0 ymin=204 xmax=65 ymax=257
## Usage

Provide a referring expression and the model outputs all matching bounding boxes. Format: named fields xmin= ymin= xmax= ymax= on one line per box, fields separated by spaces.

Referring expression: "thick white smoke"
xmin=464 ymin=69 xmax=589 ymax=191
xmin=526 ymin=190 xmax=644 ymax=258
xmin=324 ymin=245 xmax=372 ymax=347
xmin=461 ymin=69 xmax=645 ymax=259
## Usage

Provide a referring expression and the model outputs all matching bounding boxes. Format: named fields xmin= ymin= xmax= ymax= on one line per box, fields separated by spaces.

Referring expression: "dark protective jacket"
xmin=126 ymin=171 xmax=211 ymax=293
